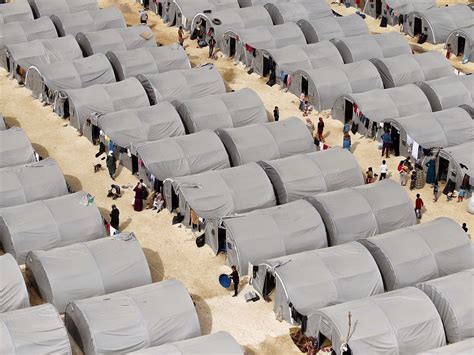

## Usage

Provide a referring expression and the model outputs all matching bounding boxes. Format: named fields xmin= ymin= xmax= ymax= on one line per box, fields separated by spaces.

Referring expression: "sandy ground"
xmin=0 ymin=0 xmax=472 ymax=354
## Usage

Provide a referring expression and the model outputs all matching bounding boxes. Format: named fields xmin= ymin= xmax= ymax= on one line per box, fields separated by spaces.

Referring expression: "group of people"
xmin=189 ymin=21 xmax=217 ymax=59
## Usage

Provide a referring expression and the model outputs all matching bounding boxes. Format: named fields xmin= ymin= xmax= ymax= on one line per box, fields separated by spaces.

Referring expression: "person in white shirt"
xmin=379 ymin=160 xmax=388 ymax=180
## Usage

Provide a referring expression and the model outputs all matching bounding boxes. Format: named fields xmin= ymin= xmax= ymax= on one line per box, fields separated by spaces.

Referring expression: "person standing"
xmin=317 ymin=117 xmax=324 ymax=142
xmin=273 ymin=106 xmax=279 ymax=122
xmin=366 ymin=167 xmax=374 ymax=184
xmin=110 ymin=205 xmax=120 ymax=234
xmin=381 ymin=130 xmax=392 ymax=158
xmin=106 ymin=151 xmax=117 ymax=180
xmin=433 ymin=181 xmax=439 ymax=202
xmin=178 ymin=26 xmax=184 ymax=46
xmin=139 ymin=10 xmax=148 ymax=25
xmin=208 ymin=35 xmax=216 ymax=59
xmin=425 ymin=157 xmax=436 ymax=184
xmin=299 ymin=92 xmax=305 ymax=111
xmin=342 ymin=132 xmax=351 ymax=151
xmin=379 ymin=160 xmax=388 ymax=180
xmin=415 ymin=194 xmax=424 ymax=219
xmin=462 ymin=223 xmax=468 ymax=233
xmin=306 ymin=118 xmax=315 ymax=136
xmin=457 ymin=187 xmax=466 ymax=202
xmin=229 ymin=265 xmax=239 ymax=297
xmin=133 ymin=181 xmax=144 ymax=212
xmin=446 ymin=44 xmax=452 ymax=59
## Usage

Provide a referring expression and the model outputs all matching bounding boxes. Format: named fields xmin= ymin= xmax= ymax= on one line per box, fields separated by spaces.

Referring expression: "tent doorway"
xmin=301 ymin=75 xmax=308 ymax=96
xmin=157 ymin=2 xmax=162 ymax=16
xmin=414 ymin=17 xmax=422 ymax=36
xmin=91 ymin=125 xmax=100 ymax=144
xmin=375 ymin=0 xmax=382 ymax=17
xmin=262 ymin=272 xmax=275 ymax=299
xmin=131 ymin=154 xmax=139 ymax=175
xmin=344 ymin=100 xmax=353 ymax=124
xmin=263 ymin=55 xmax=272 ymax=77
xmin=229 ymin=37 xmax=236 ymax=57
xmin=457 ymin=36 xmax=466 ymax=56
xmin=438 ymin=156 xmax=449 ymax=182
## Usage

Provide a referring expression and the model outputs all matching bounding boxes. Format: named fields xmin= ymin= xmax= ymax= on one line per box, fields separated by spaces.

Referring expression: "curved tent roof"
xmin=107 ymin=44 xmax=191 ymax=81
xmin=417 ymin=269 xmax=473 ymax=343
xmin=307 ymin=180 xmax=416 ymax=246
xmin=0 ymin=127 xmax=36 ymax=169
xmin=223 ymin=199 xmax=328 ymax=273
xmin=331 ymin=32 xmax=412 ymax=63
xmin=297 ymin=14 xmax=368 ymax=44
xmin=257 ymin=242 xmax=383 ymax=323
xmin=292 ymin=60 xmax=384 ymax=111
xmin=0 ymin=304 xmax=71 ymax=355
xmin=171 ymin=163 xmax=276 ymax=219
xmin=28 ymin=0 xmax=98 ymax=18
xmin=135 ymin=130 xmax=230 ymax=182
xmin=384 ymin=107 xmax=473 ymax=150
xmin=66 ymin=77 xmax=150 ymax=131
xmin=310 ymin=287 xmax=446 ymax=353
xmin=406 ymin=5 xmax=473 ymax=44
xmin=51 ymin=7 xmax=126 ymax=37
xmin=446 ymin=26 xmax=474 ymax=63
xmin=360 ymin=217 xmax=473 ymax=291
xmin=25 ymin=53 xmax=116 ymax=101
xmin=0 ymin=191 xmax=106 ymax=264
xmin=383 ymin=0 xmax=436 ymax=15
xmin=440 ymin=141 xmax=474 ymax=189
xmin=371 ymin=51 xmax=454 ymax=88
xmin=0 ymin=158 xmax=68 ymax=208
xmin=264 ymin=41 xmax=344 ymax=75
xmin=0 ymin=1 xmax=33 ymax=24
xmin=0 ymin=17 xmax=57 ymax=52
xmin=416 ymin=75 xmax=474 ymax=112
xmin=132 ymin=332 xmax=243 ymax=355
xmin=176 ymin=88 xmax=266 ymax=133
xmin=0 ymin=253 xmax=29 ymax=313
xmin=332 ymin=84 xmax=433 ymax=124
xmin=95 ymin=101 xmax=185 ymax=152
xmin=76 ymin=25 xmax=156 ymax=57
xmin=6 ymin=35 xmax=83 ymax=75
xmin=171 ymin=0 xmax=240 ymax=30
xmin=264 ymin=1 xmax=332 ymax=25
xmin=27 ymin=232 xmax=152 ymax=313
xmin=259 ymin=148 xmax=364 ymax=204
xmin=420 ymin=338 xmax=474 ymax=354
xmin=137 ymin=64 xmax=226 ymax=105
xmin=217 ymin=118 xmax=314 ymax=166
xmin=65 ymin=280 xmax=201 ymax=355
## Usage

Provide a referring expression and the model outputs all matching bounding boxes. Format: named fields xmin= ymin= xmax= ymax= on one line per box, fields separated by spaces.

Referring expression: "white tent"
xmin=0 ymin=253 xmax=29 ymax=313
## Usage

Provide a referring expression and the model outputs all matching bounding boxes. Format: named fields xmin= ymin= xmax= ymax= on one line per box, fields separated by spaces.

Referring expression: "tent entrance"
xmin=262 ymin=272 xmax=275 ymax=299
xmin=390 ymin=125 xmax=400 ymax=157
xmin=344 ymin=100 xmax=353 ymax=124
xmin=157 ymin=2 xmax=162 ymax=16
xmin=301 ymin=75 xmax=308 ymax=96
xmin=91 ymin=125 xmax=100 ymax=144
xmin=263 ymin=55 xmax=272 ymax=77
xmin=131 ymin=154 xmax=139 ymax=175
xmin=457 ymin=36 xmax=466 ymax=56
xmin=229 ymin=37 xmax=236 ymax=57
xmin=414 ymin=17 xmax=422 ymax=36
xmin=438 ymin=156 xmax=449 ymax=182
xmin=375 ymin=0 xmax=382 ymax=17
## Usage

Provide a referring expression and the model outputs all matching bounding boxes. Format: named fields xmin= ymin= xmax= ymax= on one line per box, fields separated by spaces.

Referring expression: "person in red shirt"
xmin=415 ymin=194 xmax=424 ymax=219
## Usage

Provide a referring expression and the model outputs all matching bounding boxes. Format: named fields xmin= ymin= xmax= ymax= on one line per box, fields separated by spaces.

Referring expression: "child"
xmin=415 ymin=194 xmax=424 ymax=219
xmin=457 ymin=187 xmax=466 ymax=202
xmin=366 ymin=167 xmax=374 ymax=184
xmin=410 ymin=171 xmax=416 ymax=190
xmin=433 ymin=182 xmax=439 ymax=202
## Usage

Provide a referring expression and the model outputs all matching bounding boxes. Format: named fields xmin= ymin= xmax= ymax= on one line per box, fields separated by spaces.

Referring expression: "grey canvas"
xmin=0 ymin=304 xmax=72 ymax=355
xmin=446 ymin=26 xmax=474 ymax=63
xmin=405 ymin=5 xmax=474 ymax=44
xmin=6 ymin=35 xmax=83 ymax=81
xmin=259 ymin=148 xmax=364 ymax=204
xmin=360 ymin=217 xmax=473 ymax=291
xmin=0 ymin=127 xmax=36 ymax=169
xmin=416 ymin=75 xmax=474 ymax=112
xmin=65 ymin=280 xmax=201 ymax=355
xmin=0 ymin=1 xmax=33 ymax=24
xmin=417 ymin=269 xmax=473 ymax=343
xmin=169 ymin=162 xmax=276 ymax=220
xmin=297 ymin=14 xmax=368 ymax=44
xmin=264 ymin=1 xmax=332 ymax=25
xmin=66 ymin=77 xmax=150 ymax=131
xmin=332 ymin=84 xmax=433 ymax=130
xmin=222 ymin=199 xmax=327 ymax=273
xmin=371 ymin=51 xmax=454 ymax=88
xmin=291 ymin=60 xmax=384 ymax=111
xmin=0 ymin=17 xmax=57 ymax=69
xmin=177 ymin=88 xmax=266 ymax=133
xmin=0 ymin=191 xmax=106 ymax=264
xmin=28 ymin=0 xmax=98 ymax=18
xmin=419 ymin=338 xmax=474 ymax=354
xmin=439 ymin=141 xmax=474 ymax=191
xmin=95 ymin=101 xmax=185 ymax=152
xmin=131 ymin=332 xmax=243 ymax=354
xmin=364 ymin=0 xmax=436 ymax=25
xmin=0 ymin=158 xmax=68 ymax=208
xmin=138 ymin=64 xmax=226 ymax=105
xmin=76 ymin=25 xmax=157 ymax=57
xmin=136 ymin=130 xmax=229 ymax=182
xmin=383 ymin=107 xmax=473 ymax=157
xmin=26 ymin=232 xmax=152 ymax=313
xmin=307 ymin=179 xmax=416 ymax=246
xmin=0 ymin=253 xmax=29 ymax=313
xmin=0 ymin=113 xmax=5 ymax=130
xmin=26 ymin=53 xmax=116 ymax=103
xmin=331 ymin=32 xmax=412 ymax=63
xmin=217 ymin=118 xmax=314 ymax=166
xmin=309 ymin=287 xmax=446 ymax=354
xmin=253 ymin=242 xmax=383 ymax=324
xmin=107 ymin=44 xmax=190 ymax=81
xmin=51 ymin=7 xmax=126 ymax=37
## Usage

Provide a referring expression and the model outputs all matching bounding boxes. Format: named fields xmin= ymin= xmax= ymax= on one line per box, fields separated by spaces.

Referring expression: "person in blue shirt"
xmin=381 ymin=130 xmax=392 ymax=158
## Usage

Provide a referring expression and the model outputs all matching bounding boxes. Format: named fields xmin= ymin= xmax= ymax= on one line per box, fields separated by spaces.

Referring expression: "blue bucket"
xmin=219 ymin=274 xmax=231 ymax=288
